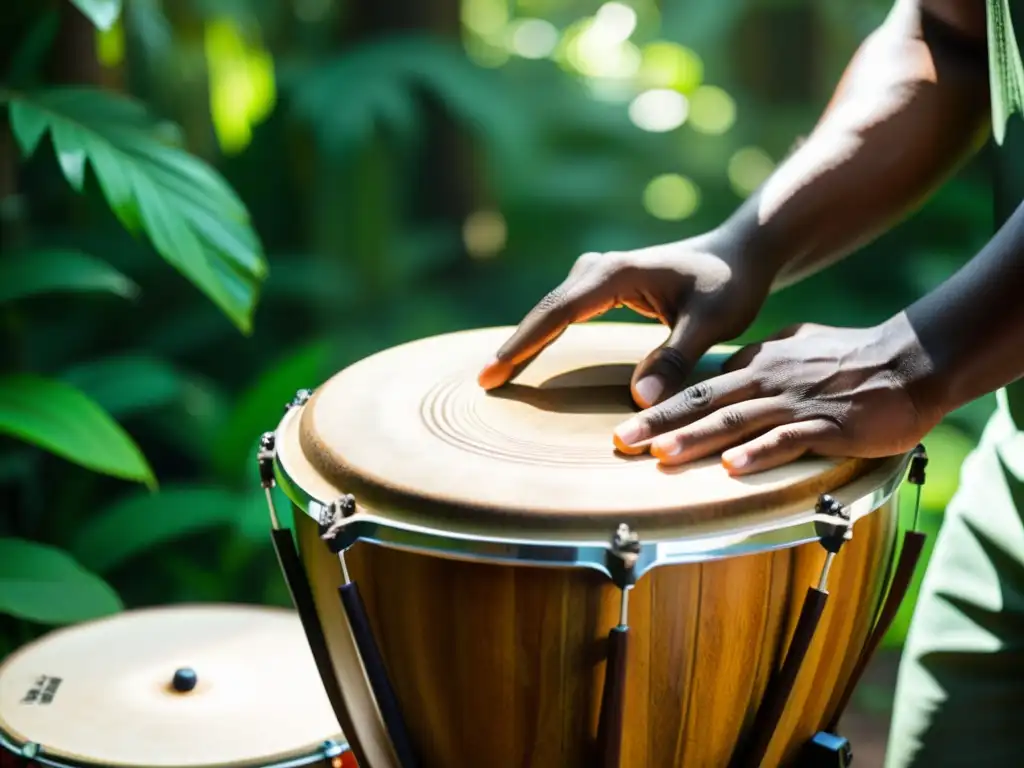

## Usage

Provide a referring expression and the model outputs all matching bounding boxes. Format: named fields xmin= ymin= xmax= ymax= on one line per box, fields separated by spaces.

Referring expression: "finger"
xmin=613 ymin=368 xmax=757 ymax=451
xmin=478 ymin=266 xmax=616 ymax=390
xmin=720 ymin=418 xmax=842 ymax=475
xmin=648 ymin=397 xmax=790 ymax=465
xmin=629 ymin=312 xmax=720 ymax=408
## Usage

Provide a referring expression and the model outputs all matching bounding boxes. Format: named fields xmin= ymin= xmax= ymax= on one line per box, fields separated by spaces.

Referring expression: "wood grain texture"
xmin=296 ymin=497 xmax=897 ymax=768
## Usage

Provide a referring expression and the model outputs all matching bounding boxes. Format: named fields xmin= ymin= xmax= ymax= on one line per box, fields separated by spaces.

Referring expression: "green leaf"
xmin=288 ymin=35 xmax=534 ymax=174
xmin=5 ymin=10 xmax=60 ymax=88
xmin=210 ymin=338 xmax=338 ymax=481
xmin=70 ymin=486 xmax=246 ymax=573
xmin=0 ymin=249 xmax=138 ymax=304
xmin=0 ymin=375 xmax=154 ymax=487
xmin=5 ymin=87 xmax=266 ymax=333
xmin=0 ymin=538 xmax=122 ymax=624
xmin=69 ymin=0 xmax=123 ymax=32
xmin=60 ymin=355 xmax=184 ymax=418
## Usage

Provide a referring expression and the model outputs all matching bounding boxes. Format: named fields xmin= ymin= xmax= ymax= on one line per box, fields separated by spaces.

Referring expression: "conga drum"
xmin=260 ymin=323 xmax=924 ymax=768
xmin=0 ymin=604 xmax=356 ymax=768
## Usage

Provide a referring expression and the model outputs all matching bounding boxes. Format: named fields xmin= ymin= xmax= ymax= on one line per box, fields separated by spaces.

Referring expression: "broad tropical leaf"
xmin=4 ymin=87 xmax=267 ymax=333
xmin=70 ymin=486 xmax=248 ymax=573
xmin=0 ymin=374 xmax=155 ymax=487
xmin=61 ymin=354 xmax=184 ymax=418
xmin=0 ymin=248 xmax=138 ymax=304
xmin=69 ymin=0 xmax=123 ymax=32
xmin=287 ymin=34 xmax=534 ymax=174
xmin=0 ymin=538 xmax=123 ymax=624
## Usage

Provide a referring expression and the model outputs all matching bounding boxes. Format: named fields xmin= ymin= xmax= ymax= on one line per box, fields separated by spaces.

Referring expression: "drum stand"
xmin=730 ymin=445 xmax=931 ymax=768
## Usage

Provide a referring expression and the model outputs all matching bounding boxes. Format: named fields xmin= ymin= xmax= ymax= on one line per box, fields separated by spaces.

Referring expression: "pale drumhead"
xmin=0 ymin=604 xmax=343 ymax=767
xmin=297 ymin=323 xmax=879 ymax=529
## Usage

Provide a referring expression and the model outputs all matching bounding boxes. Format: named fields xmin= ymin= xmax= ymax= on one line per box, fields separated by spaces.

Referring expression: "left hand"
xmin=612 ymin=317 xmax=941 ymax=475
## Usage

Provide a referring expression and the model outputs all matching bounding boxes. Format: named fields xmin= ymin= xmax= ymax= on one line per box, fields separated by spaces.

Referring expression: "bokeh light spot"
xmin=462 ymin=0 xmax=510 ymax=36
xmin=643 ymin=174 xmax=700 ymax=220
xmin=592 ymin=2 xmax=638 ymax=45
xmin=463 ymin=211 xmax=508 ymax=259
xmin=629 ymin=89 xmax=689 ymax=132
xmin=509 ymin=19 xmax=559 ymax=59
xmin=639 ymin=41 xmax=703 ymax=93
xmin=728 ymin=147 xmax=775 ymax=196
xmin=688 ymin=86 xmax=736 ymax=135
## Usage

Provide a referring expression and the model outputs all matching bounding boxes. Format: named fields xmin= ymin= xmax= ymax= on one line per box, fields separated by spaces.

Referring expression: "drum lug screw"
xmin=257 ymin=432 xmax=276 ymax=490
xmin=814 ymin=494 xmax=851 ymax=592
xmin=319 ymin=494 xmax=356 ymax=552
xmin=285 ymin=388 xmax=314 ymax=412
xmin=815 ymin=494 xmax=851 ymax=555
xmin=609 ymin=523 xmax=642 ymax=588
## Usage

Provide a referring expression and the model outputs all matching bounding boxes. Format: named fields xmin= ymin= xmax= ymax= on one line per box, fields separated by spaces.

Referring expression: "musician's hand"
xmin=613 ymin=315 xmax=940 ymax=474
xmin=477 ymin=230 xmax=775 ymax=412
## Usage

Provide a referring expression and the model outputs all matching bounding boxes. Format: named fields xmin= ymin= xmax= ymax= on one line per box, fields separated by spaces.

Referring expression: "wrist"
xmin=874 ymin=312 xmax=950 ymax=424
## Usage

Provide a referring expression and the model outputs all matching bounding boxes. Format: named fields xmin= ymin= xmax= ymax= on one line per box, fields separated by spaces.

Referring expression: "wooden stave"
xmin=293 ymin=491 xmax=897 ymax=768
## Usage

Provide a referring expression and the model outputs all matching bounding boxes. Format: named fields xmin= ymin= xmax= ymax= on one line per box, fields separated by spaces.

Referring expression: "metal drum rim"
xmin=0 ymin=728 xmax=349 ymax=768
xmin=272 ymin=404 xmax=910 ymax=579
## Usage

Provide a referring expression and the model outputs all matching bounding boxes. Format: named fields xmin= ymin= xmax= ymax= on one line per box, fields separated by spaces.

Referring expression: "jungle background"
xmin=0 ymin=0 xmax=996 ymax=761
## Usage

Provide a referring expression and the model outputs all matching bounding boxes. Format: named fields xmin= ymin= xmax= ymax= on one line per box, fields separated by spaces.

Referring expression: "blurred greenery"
xmin=0 ymin=0 xmax=993 ymax=662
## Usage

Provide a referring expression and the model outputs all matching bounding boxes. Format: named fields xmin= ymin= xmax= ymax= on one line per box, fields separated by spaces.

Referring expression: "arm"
xmin=906 ymin=200 xmax=1024 ymax=418
xmin=479 ymin=0 xmax=994 ymax=410
xmin=719 ymin=0 xmax=991 ymax=289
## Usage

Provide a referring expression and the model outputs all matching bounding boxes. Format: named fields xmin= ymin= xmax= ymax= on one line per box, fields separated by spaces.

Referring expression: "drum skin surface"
xmin=0 ymin=604 xmax=346 ymax=768
xmin=282 ymin=323 xmax=904 ymax=768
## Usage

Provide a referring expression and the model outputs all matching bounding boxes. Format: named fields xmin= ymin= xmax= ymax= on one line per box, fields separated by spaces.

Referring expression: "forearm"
xmin=901 ymin=201 xmax=1024 ymax=418
xmin=718 ymin=0 xmax=990 ymax=288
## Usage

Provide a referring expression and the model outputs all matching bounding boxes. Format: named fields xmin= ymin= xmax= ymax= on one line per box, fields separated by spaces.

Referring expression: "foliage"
xmin=0 ymin=0 xmax=991 ymax=671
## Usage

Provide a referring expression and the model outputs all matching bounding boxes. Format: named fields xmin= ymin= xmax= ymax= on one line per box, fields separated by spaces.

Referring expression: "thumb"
xmin=630 ymin=314 xmax=713 ymax=408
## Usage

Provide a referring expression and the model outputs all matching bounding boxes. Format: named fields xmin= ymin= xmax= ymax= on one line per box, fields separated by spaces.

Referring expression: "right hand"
xmin=477 ymin=230 xmax=776 ymax=423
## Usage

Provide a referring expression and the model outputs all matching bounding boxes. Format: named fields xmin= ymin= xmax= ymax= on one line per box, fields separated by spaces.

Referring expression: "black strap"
xmin=270 ymin=529 xmax=372 ymax=766
xmin=339 ymin=583 xmax=420 ymax=768
xmin=730 ymin=586 xmax=830 ymax=768
xmin=595 ymin=626 xmax=630 ymax=768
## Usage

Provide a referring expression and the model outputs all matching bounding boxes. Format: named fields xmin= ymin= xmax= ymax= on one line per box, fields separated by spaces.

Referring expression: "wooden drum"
xmin=265 ymin=323 xmax=912 ymax=768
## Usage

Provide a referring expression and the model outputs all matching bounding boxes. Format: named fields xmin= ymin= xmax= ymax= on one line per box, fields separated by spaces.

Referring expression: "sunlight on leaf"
xmin=0 ymin=249 xmax=138 ymax=304
xmin=204 ymin=18 xmax=277 ymax=156
xmin=69 ymin=0 xmax=123 ymax=32
xmin=0 ymin=375 xmax=155 ymax=487
xmin=5 ymin=88 xmax=267 ymax=333
xmin=0 ymin=538 xmax=123 ymax=624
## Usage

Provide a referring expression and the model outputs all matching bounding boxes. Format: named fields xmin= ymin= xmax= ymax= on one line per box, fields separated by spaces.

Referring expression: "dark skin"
xmin=478 ymin=0 xmax=1024 ymax=475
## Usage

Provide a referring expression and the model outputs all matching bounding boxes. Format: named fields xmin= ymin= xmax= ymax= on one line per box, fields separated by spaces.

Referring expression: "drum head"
xmin=293 ymin=323 xmax=880 ymax=529
xmin=0 ymin=604 xmax=343 ymax=767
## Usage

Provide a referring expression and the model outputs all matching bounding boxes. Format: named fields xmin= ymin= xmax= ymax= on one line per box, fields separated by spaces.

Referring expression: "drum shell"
xmin=293 ymin=494 xmax=898 ymax=768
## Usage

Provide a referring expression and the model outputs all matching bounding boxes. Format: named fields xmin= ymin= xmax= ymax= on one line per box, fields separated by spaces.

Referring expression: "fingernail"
xmin=614 ymin=418 xmax=644 ymax=446
xmin=652 ymin=438 xmax=682 ymax=458
xmin=634 ymin=375 xmax=665 ymax=407
xmin=723 ymin=450 xmax=748 ymax=470
xmin=478 ymin=358 xmax=510 ymax=389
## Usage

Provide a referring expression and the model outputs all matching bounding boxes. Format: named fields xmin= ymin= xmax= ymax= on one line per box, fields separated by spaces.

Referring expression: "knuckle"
xmin=774 ymin=427 xmax=805 ymax=446
xmin=681 ymin=380 xmax=713 ymax=408
xmin=719 ymin=408 xmax=745 ymax=430
xmin=573 ymin=251 xmax=604 ymax=273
